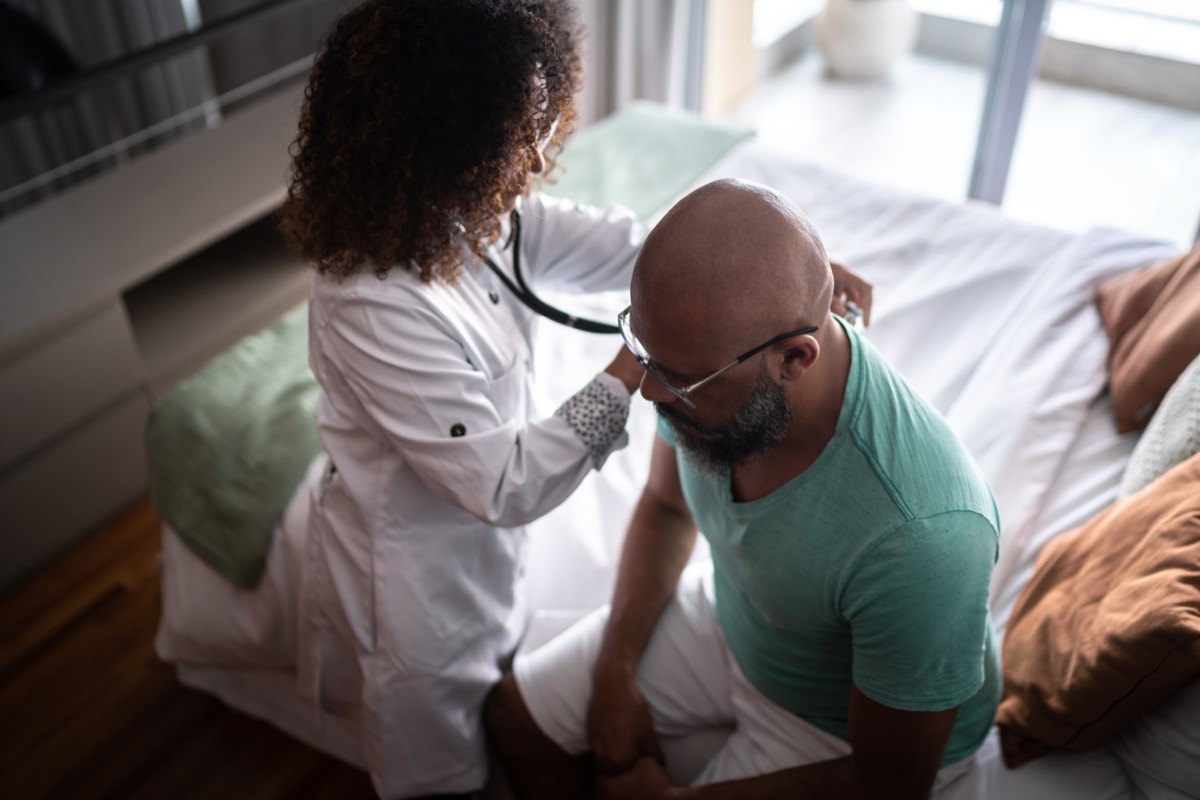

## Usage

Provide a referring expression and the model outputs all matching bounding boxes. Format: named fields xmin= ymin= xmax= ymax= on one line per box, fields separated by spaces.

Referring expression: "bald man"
xmin=486 ymin=180 xmax=1000 ymax=800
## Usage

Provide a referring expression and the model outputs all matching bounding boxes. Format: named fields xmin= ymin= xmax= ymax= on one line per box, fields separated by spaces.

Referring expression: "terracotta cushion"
xmin=1095 ymin=245 xmax=1200 ymax=433
xmin=996 ymin=451 xmax=1200 ymax=769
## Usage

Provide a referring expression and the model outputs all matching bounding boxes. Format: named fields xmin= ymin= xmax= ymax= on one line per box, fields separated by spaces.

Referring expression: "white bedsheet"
xmin=156 ymin=138 xmax=1182 ymax=799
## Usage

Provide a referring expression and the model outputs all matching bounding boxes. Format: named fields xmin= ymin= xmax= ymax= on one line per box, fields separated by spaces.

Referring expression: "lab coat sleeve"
xmin=518 ymin=191 xmax=647 ymax=294
xmin=553 ymin=371 xmax=631 ymax=459
xmin=323 ymin=291 xmax=630 ymax=528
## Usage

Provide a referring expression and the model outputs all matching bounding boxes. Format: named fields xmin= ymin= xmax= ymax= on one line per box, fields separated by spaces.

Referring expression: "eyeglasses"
xmin=617 ymin=306 xmax=819 ymax=408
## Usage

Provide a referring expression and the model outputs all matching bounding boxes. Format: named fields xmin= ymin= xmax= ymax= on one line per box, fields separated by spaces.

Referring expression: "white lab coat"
xmin=297 ymin=192 xmax=645 ymax=798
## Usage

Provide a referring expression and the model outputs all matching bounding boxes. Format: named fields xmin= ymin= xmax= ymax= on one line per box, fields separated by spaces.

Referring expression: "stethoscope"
xmin=482 ymin=209 xmax=621 ymax=335
xmin=482 ymin=209 xmax=865 ymax=333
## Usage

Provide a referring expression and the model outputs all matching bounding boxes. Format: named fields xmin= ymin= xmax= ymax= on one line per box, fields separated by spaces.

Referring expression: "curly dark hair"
xmin=279 ymin=0 xmax=582 ymax=283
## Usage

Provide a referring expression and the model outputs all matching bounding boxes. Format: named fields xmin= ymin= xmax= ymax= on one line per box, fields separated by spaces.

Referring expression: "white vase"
xmin=818 ymin=0 xmax=919 ymax=80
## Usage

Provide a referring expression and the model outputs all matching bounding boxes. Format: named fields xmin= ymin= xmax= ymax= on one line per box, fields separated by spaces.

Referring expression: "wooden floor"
xmin=0 ymin=496 xmax=377 ymax=800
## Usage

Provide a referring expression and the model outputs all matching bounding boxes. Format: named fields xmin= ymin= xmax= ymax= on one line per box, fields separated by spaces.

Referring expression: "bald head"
xmin=632 ymin=179 xmax=832 ymax=352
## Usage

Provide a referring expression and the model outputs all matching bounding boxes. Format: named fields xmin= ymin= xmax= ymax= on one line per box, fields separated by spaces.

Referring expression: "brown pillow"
xmin=1096 ymin=245 xmax=1200 ymax=433
xmin=996 ymin=451 xmax=1200 ymax=769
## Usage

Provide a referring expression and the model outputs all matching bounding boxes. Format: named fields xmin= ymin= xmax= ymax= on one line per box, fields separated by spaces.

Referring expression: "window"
xmin=752 ymin=0 xmax=822 ymax=48
xmin=1048 ymin=0 xmax=1200 ymax=62
xmin=914 ymin=0 xmax=1200 ymax=63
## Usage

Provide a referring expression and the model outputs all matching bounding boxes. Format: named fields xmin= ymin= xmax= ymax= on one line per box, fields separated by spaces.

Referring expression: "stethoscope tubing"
xmin=483 ymin=209 xmax=622 ymax=335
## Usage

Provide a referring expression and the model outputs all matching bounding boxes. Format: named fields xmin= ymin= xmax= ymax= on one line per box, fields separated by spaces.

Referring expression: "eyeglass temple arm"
xmin=734 ymin=325 xmax=820 ymax=364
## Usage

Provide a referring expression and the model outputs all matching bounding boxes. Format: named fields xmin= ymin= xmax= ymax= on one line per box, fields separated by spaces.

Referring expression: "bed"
xmin=149 ymin=102 xmax=1200 ymax=799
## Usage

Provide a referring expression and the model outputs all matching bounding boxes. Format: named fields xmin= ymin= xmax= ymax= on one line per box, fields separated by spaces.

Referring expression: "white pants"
xmin=513 ymin=562 xmax=972 ymax=791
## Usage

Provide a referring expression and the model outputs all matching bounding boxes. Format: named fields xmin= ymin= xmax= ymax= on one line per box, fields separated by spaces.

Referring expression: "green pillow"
xmin=146 ymin=304 xmax=320 ymax=588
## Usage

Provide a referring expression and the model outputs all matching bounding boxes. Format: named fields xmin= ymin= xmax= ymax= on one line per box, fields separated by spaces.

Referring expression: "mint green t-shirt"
xmin=658 ymin=318 xmax=1000 ymax=765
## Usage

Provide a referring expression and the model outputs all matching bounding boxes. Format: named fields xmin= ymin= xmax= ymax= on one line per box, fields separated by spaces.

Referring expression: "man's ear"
xmin=778 ymin=336 xmax=819 ymax=382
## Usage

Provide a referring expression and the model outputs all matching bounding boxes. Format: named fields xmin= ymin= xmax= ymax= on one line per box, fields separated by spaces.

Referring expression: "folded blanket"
xmin=145 ymin=102 xmax=752 ymax=587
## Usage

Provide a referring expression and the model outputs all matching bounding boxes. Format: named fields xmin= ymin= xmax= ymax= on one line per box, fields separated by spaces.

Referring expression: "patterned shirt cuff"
xmin=554 ymin=373 xmax=631 ymax=461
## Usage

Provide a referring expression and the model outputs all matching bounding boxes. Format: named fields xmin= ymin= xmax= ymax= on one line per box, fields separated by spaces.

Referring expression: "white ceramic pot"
xmin=818 ymin=0 xmax=919 ymax=80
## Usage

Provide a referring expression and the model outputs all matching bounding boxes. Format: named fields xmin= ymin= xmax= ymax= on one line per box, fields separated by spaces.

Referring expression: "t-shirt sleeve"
xmin=655 ymin=411 xmax=677 ymax=447
xmin=842 ymin=510 xmax=998 ymax=712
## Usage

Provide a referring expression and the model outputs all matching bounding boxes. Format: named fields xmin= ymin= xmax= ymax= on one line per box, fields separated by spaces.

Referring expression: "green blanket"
xmin=146 ymin=102 xmax=752 ymax=587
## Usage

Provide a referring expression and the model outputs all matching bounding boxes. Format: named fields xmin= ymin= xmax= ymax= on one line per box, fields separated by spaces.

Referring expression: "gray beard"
xmin=658 ymin=365 xmax=793 ymax=476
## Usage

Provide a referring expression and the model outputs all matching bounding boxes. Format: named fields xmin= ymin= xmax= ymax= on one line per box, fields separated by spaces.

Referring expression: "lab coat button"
xmin=488 ymin=290 xmax=501 ymax=304
xmin=450 ymin=423 xmax=467 ymax=437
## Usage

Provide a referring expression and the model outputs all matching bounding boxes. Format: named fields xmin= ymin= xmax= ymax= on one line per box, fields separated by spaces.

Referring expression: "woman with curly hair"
xmin=279 ymin=0 xmax=645 ymax=797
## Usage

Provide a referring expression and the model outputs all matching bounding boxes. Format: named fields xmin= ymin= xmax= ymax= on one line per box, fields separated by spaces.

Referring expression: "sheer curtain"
xmin=575 ymin=0 xmax=707 ymax=126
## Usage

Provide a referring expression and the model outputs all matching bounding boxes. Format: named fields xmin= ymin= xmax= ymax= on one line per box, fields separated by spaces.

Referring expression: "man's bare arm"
xmin=587 ymin=435 xmax=698 ymax=773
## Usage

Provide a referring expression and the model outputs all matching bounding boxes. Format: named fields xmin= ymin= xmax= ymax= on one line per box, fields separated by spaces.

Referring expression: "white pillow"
xmin=1120 ymin=354 xmax=1200 ymax=497
xmin=1110 ymin=677 xmax=1200 ymax=799
xmin=154 ymin=455 xmax=320 ymax=668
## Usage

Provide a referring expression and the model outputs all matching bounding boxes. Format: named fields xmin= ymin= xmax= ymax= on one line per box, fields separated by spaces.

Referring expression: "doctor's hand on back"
xmin=832 ymin=260 xmax=873 ymax=328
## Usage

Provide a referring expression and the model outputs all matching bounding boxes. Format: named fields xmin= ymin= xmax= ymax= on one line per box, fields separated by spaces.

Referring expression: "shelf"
xmin=0 ymin=390 xmax=150 ymax=590
xmin=0 ymin=77 xmax=314 ymax=593
xmin=0 ymin=78 xmax=306 ymax=363
xmin=124 ymin=213 xmax=310 ymax=398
